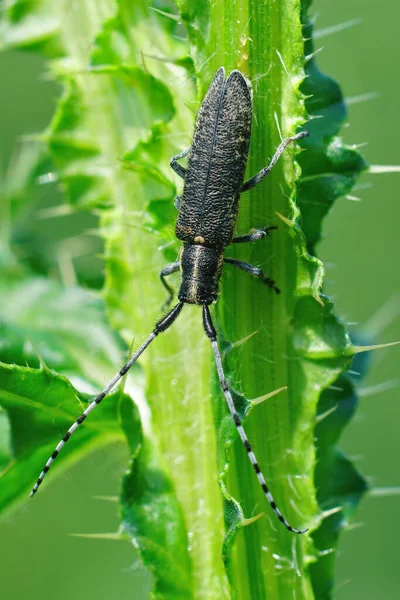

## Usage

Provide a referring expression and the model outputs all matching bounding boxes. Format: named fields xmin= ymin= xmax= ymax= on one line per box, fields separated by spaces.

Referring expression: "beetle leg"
xmin=232 ymin=225 xmax=277 ymax=243
xmin=170 ymin=147 xmax=191 ymax=179
xmin=241 ymin=131 xmax=309 ymax=192
xmin=224 ymin=258 xmax=280 ymax=294
xmin=160 ymin=261 xmax=181 ymax=308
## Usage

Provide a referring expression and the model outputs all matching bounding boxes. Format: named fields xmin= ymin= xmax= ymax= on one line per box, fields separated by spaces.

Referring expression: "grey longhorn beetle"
xmin=31 ymin=67 xmax=309 ymax=535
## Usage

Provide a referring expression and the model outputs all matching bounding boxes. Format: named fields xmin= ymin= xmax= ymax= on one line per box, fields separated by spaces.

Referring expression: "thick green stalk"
xmin=175 ymin=0 xmax=360 ymax=598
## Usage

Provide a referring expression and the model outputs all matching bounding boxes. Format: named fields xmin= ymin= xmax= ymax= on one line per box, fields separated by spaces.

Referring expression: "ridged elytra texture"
xmin=175 ymin=67 xmax=252 ymax=249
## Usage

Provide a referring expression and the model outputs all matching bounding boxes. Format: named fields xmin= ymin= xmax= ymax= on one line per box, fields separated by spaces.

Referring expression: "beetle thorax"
xmin=178 ymin=244 xmax=224 ymax=305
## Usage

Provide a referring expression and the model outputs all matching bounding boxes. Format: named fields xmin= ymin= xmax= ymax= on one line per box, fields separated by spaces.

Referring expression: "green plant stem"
xmin=176 ymin=0 xmax=325 ymax=597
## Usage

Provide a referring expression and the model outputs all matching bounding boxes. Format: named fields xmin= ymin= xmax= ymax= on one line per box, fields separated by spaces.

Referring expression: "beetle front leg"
xmin=224 ymin=258 xmax=280 ymax=294
xmin=241 ymin=131 xmax=309 ymax=192
xmin=232 ymin=225 xmax=277 ymax=244
xmin=160 ymin=262 xmax=181 ymax=308
xmin=170 ymin=147 xmax=191 ymax=179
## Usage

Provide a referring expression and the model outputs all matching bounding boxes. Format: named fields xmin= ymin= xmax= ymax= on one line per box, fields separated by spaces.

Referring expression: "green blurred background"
xmin=0 ymin=0 xmax=399 ymax=598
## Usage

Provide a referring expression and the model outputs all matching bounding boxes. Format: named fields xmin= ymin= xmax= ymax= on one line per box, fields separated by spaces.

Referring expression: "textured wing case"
xmin=175 ymin=68 xmax=252 ymax=248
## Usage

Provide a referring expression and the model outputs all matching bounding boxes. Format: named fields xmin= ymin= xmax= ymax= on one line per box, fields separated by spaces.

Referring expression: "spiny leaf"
xmin=0 ymin=266 xmax=135 ymax=518
xmin=121 ymin=439 xmax=193 ymax=599
xmin=0 ymin=274 xmax=126 ymax=382
xmin=299 ymin=8 xmax=368 ymax=598
xmin=48 ymin=69 xmax=175 ymax=210
xmin=0 ymin=361 xmax=137 ymax=518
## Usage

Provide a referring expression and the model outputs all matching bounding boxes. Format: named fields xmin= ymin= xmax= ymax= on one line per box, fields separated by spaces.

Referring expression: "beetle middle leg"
xmin=160 ymin=261 xmax=180 ymax=308
xmin=224 ymin=258 xmax=280 ymax=294
xmin=232 ymin=226 xmax=277 ymax=244
xmin=241 ymin=131 xmax=309 ymax=193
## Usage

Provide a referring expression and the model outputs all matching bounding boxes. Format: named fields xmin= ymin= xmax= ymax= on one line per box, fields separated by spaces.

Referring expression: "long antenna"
xmin=202 ymin=305 xmax=308 ymax=534
xmin=30 ymin=302 xmax=184 ymax=496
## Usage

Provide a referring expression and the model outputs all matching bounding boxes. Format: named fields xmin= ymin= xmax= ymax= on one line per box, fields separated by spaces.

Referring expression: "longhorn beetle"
xmin=31 ymin=67 xmax=309 ymax=535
